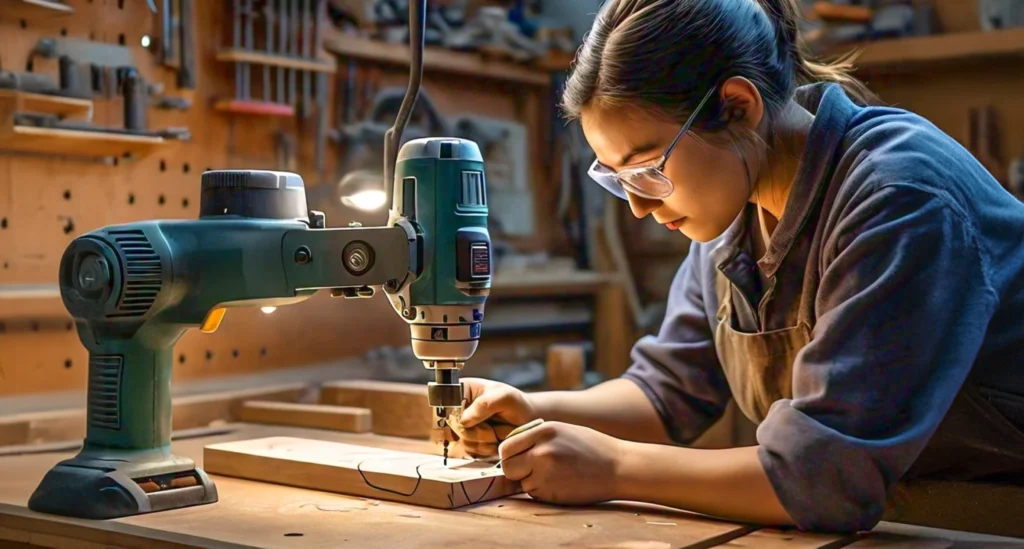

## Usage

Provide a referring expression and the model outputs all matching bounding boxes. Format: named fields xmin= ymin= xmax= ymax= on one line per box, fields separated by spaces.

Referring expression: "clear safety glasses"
xmin=587 ymin=86 xmax=717 ymax=201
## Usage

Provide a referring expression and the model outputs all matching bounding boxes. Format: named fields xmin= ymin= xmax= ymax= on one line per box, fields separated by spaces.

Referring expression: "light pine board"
xmin=204 ymin=436 xmax=518 ymax=509
xmin=237 ymin=401 xmax=372 ymax=433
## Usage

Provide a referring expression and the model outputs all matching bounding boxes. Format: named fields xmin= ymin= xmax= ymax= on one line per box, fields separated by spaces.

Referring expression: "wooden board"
xmin=319 ymin=380 xmax=434 ymax=439
xmin=545 ymin=343 xmax=585 ymax=390
xmin=238 ymin=401 xmax=372 ymax=433
xmin=203 ymin=436 xmax=520 ymax=509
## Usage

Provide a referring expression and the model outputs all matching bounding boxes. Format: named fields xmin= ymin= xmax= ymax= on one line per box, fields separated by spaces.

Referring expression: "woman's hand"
xmin=498 ymin=421 xmax=624 ymax=505
xmin=451 ymin=378 xmax=539 ymax=458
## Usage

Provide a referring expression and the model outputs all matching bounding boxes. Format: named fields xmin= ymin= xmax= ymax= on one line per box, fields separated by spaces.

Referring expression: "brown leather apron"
xmin=711 ymin=218 xmax=1024 ymax=535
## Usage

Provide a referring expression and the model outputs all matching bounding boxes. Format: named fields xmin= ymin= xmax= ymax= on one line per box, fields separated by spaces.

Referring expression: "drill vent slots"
xmin=109 ymin=229 xmax=162 ymax=318
xmin=88 ymin=355 xmax=123 ymax=430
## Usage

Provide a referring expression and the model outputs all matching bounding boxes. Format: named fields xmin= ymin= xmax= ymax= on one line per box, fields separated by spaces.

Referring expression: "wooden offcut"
xmin=238 ymin=401 xmax=372 ymax=433
xmin=319 ymin=380 xmax=435 ymax=438
xmin=545 ymin=344 xmax=585 ymax=390
xmin=203 ymin=436 xmax=520 ymax=509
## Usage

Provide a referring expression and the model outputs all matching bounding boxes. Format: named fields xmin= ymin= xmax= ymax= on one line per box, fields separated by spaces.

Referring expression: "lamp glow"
xmin=342 ymin=189 xmax=387 ymax=211
xmin=261 ymin=306 xmax=277 ymax=314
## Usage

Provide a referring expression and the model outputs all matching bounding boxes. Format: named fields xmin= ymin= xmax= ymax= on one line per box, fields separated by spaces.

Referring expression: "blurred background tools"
xmin=216 ymin=0 xmax=336 ymax=121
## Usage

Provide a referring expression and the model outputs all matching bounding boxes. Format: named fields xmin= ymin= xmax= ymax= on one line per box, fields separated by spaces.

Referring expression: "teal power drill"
xmin=28 ymin=0 xmax=490 ymax=519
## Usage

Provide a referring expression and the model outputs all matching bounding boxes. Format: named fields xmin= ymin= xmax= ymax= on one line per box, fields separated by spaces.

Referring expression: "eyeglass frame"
xmin=587 ymin=85 xmax=718 ymax=201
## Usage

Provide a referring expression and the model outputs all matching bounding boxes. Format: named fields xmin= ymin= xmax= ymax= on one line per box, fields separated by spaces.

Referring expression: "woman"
xmin=451 ymin=0 xmax=1024 ymax=534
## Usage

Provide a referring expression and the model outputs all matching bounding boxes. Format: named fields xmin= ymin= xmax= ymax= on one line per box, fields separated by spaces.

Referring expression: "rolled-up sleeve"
xmin=757 ymin=184 xmax=999 ymax=533
xmin=622 ymin=242 xmax=732 ymax=445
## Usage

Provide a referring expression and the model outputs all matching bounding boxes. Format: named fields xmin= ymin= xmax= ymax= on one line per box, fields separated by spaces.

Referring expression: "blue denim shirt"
xmin=622 ymin=83 xmax=1024 ymax=532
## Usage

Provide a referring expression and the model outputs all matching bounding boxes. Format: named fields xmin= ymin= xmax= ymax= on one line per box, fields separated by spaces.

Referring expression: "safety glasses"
xmin=587 ymin=86 xmax=717 ymax=201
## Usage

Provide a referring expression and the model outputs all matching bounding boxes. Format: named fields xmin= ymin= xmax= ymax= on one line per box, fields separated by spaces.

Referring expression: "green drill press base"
xmin=27 ymin=446 xmax=217 ymax=519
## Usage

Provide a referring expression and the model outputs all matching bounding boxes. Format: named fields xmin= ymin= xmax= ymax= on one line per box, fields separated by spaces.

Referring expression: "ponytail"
xmin=755 ymin=0 xmax=879 ymax=106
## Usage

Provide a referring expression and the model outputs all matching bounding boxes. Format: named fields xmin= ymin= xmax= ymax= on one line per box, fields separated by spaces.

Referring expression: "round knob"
xmin=76 ymin=254 xmax=111 ymax=297
xmin=199 ymin=170 xmax=308 ymax=221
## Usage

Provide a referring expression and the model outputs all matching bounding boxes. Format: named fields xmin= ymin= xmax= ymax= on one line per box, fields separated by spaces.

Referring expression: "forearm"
xmin=615 ymin=442 xmax=794 ymax=526
xmin=527 ymin=379 xmax=673 ymax=445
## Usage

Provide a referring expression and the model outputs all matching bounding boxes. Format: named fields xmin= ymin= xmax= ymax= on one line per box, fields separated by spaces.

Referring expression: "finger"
xmin=460 ymin=389 xmax=515 ymax=428
xmin=492 ymin=423 xmax=517 ymax=442
xmin=459 ymin=378 xmax=488 ymax=404
xmin=520 ymin=474 xmax=537 ymax=495
xmin=500 ymin=451 xmax=532 ymax=482
xmin=498 ymin=422 xmax=549 ymax=461
xmin=461 ymin=441 xmax=498 ymax=458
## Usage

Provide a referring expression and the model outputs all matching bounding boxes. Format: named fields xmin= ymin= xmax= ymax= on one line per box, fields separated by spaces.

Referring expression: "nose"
xmin=626 ymin=192 xmax=660 ymax=219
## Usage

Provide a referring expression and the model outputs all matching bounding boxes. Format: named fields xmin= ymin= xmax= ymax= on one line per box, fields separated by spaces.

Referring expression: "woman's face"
xmin=580 ymin=101 xmax=757 ymax=243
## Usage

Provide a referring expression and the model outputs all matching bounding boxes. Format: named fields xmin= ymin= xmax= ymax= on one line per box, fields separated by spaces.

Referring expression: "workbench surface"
xmin=0 ymin=424 xmax=1021 ymax=549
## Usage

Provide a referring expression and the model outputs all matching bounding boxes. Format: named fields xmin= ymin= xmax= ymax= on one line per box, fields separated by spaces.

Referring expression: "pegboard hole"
xmin=118 ymin=34 xmax=126 ymax=46
xmin=158 ymin=194 xmax=166 ymax=206
xmin=60 ymin=28 xmax=67 ymax=37
xmin=232 ymin=349 xmax=239 ymax=358
xmin=1 ymin=218 xmax=7 ymax=229
xmin=127 ymin=193 xmax=135 ymax=205
xmin=260 ymin=347 xmax=268 ymax=357
xmin=89 ymin=31 xmax=95 ymax=40
xmin=63 ymin=189 xmax=71 ymax=200
xmin=64 ymin=359 xmax=72 ymax=369
xmin=31 ymin=322 xmax=40 ymax=332
xmin=112 ymin=157 xmax=119 ymax=167
xmin=19 ymin=20 xmax=27 ymax=30
xmin=65 ymin=322 xmax=73 ymax=331
xmin=118 ymin=0 xmax=125 ymax=8
xmin=2 ymin=262 xmax=8 ymax=269
xmin=182 ymin=198 xmax=190 ymax=209
xmin=206 ymin=350 xmax=214 ymax=360
xmin=178 ymin=354 xmax=186 ymax=364
xmin=159 ymin=159 xmax=167 ymax=172
xmin=183 ymin=163 xmax=191 ymax=174
xmin=63 ymin=219 xmax=75 ymax=235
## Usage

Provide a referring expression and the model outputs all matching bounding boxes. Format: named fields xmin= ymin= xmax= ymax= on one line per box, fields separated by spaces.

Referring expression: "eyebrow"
xmin=618 ymin=143 xmax=663 ymax=168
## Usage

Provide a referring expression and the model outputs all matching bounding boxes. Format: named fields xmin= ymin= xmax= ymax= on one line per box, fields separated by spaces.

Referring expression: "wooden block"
xmin=545 ymin=344 xmax=585 ymax=390
xmin=0 ymin=410 xmax=84 ymax=446
xmin=238 ymin=401 xmax=372 ymax=433
xmin=203 ymin=436 xmax=520 ymax=509
xmin=319 ymin=380 xmax=434 ymax=439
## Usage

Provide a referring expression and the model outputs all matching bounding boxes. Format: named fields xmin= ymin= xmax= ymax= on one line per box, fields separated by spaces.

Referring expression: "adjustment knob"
xmin=200 ymin=170 xmax=308 ymax=220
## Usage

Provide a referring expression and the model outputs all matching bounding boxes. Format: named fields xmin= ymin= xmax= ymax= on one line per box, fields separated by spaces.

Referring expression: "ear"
xmin=719 ymin=76 xmax=765 ymax=131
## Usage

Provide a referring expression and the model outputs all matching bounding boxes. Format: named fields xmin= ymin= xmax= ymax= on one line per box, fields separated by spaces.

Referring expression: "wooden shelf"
xmin=0 ymin=125 xmax=164 ymax=158
xmin=831 ymin=27 xmax=1024 ymax=73
xmin=0 ymin=90 xmax=92 ymax=121
xmin=0 ymin=0 xmax=74 ymax=18
xmin=216 ymin=49 xmax=337 ymax=74
xmin=323 ymin=28 xmax=550 ymax=86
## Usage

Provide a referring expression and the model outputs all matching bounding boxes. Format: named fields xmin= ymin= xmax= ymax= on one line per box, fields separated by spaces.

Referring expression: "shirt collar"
xmin=709 ymin=82 xmax=858 ymax=276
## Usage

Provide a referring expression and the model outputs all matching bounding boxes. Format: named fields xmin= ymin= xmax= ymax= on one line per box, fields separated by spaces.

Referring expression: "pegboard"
xmin=0 ymin=0 xmax=561 ymax=396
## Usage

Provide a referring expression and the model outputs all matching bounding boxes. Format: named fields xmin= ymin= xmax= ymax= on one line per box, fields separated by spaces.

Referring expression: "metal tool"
xmin=177 ymin=0 xmax=195 ymax=89
xmin=119 ymin=67 xmax=147 ymax=131
xmin=289 ymin=0 xmax=299 ymax=106
xmin=0 ymin=70 xmax=59 ymax=95
xmin=159 ymin=0 xmax=177 ymax=67
xmin=28 ymin=0 xmax=489 ymax=520
xmin=301 ymin=0 xmax=313 ymax=118
xmin=277 ymin=0 xmax=287 ymax=103
xmin=263 ymin=0 xmax=275 ymax=102
xmin=313 ymin=0 xmax=328 ymax=179
xmin=233 ymin=0 xmax=243 ymax=99
xmin=243 ymin=0 xmax=254 ymax=100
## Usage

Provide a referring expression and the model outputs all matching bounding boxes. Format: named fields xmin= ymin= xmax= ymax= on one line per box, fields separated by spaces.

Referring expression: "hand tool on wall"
xmin=119 ymin=67 xmax=148 ymax=131
xmin=313 ymin=0 xmax=328 ymax=179
xmin=159 ymin=0 xmax=177 ymax=68
xmin=277 ymin=0 xmax=287 ymax=103
xmin=177 ymin=0 xmax=195 ymax=89
xmin=243 ymin=0 xmax=254 ymax=100
xmin=301 ymin=0 xmax=313 ymax=119
xmin=290 ymin=0 xmax=299 ymax=107
xmin=263 ymin=0 xmax=275 ymax=102
xmin=27 ymin=0 xmax=490 ymax=518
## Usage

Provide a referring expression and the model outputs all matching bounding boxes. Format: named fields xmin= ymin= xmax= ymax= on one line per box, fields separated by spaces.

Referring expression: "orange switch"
xmin=200 ymin=307 xmax=227 ymax=333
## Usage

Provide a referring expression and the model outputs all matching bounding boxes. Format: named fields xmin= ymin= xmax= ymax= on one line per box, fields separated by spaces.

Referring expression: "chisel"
xmin=301 ymin=0 xmax=312 ymax=119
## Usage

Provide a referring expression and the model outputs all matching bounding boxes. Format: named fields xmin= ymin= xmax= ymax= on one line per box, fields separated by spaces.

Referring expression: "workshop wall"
xmin=0 ymin=0 xmax=562 ymax=397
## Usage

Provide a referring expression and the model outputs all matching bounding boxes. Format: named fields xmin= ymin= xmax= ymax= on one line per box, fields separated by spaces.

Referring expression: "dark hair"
xmin=561 ymin=0 xmax=877 ymax=130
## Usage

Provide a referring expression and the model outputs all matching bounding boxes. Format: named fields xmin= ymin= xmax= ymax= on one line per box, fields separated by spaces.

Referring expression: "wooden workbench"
xmin=0 ymin=424 xmax=1021 ymax=549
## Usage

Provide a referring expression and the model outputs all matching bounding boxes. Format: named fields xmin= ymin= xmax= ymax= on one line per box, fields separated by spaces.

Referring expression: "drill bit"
xmin=443 ymin=440 xmax=449 ymax=466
